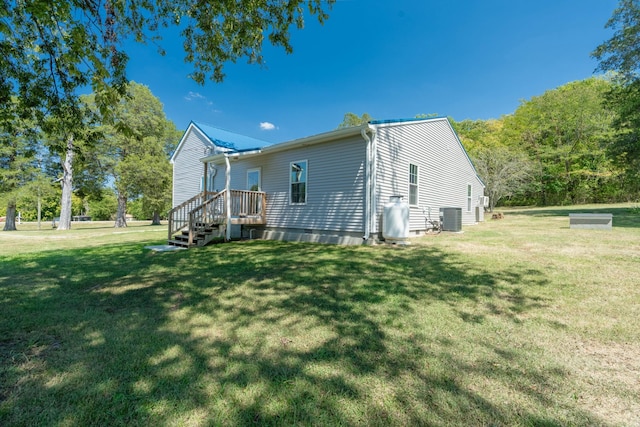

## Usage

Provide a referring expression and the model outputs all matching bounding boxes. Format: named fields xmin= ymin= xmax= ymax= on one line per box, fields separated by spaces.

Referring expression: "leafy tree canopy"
xmin=1 ymin=0 xmax=334 ymax=124
xmin=83 ymin=81 xmax=175 ymax=226
xmin=337 ymin=112 xmax=373 ymax=129
xmin=592 ymin=0 xmax=640 ymax=83
xmin=502 ymin=78 xmax=617 ymax=205
xmin=592 ymin=0 xmax=640 ymax=193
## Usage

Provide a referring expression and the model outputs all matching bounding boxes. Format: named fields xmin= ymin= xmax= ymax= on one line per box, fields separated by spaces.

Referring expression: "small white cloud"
xmin=260 ymin=122 xmax=277 ymax=131
xmin=184 ymin=91 xmax=206 ymax=101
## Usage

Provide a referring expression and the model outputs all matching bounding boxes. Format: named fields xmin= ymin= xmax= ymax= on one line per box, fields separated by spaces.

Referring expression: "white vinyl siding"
xmin=172 ymin=127 xmax=212 ymax=207
xmin=216 ymin=134 xmax=366 ymax=233
xmin=374 ymin=118 xmax=485 ymax=231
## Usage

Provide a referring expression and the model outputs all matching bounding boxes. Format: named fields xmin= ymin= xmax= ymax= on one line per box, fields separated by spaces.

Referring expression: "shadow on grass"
xmin=506 ymin=206 xmax=640 ymax=228
xmin=0 ymin=240 xmax=601 ymax=425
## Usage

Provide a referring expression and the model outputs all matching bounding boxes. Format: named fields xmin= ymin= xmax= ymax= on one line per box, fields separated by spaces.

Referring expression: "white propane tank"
xmin=383 ymin=195 xmax=410 ymax=242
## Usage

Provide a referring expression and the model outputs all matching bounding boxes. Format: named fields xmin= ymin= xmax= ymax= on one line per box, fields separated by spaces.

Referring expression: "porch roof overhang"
xmin=199 ymin=125 xmax=367 ymax=164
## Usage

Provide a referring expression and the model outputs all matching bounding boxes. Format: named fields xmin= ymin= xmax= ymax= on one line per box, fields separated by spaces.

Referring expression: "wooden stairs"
xmin=167 ymin=190 xmax=266 ymax=248
xmin=168 ymin=221 xmax=224 ymax=248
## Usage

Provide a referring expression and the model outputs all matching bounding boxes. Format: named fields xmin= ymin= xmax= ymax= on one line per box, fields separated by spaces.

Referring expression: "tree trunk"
xmin=114 ymin=192 xmax=127 ymax=228
xmin=3 ymin=201 xmax=17 ymax=231
xmin=151 ymin=210 xmax=161 ymax=225
xmin=57 ymin=135 xmax=74 ymax=230
xmin=37 ymin=192 xmax=42 ymax=230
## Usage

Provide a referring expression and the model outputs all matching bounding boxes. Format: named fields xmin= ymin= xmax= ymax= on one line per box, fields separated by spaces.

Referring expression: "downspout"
xmin=361 ymin=126 xmax=376 ymax=241
xmin=370 ymin=126 xmax=377 ymax=239
xmin=224 ymin=154 xmax=232 ymax=241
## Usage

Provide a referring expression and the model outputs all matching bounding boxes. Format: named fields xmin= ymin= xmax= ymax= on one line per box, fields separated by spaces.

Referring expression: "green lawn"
xmin=1 ymin=207 xmax=639 ymax=426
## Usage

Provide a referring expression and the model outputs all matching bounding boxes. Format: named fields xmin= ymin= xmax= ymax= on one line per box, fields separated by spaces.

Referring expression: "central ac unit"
xmin=440 ymin=207 xmax=462 ymax=232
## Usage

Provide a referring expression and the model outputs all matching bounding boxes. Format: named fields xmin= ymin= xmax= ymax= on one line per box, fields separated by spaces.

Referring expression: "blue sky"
xmin=124 ymin=0 xmax=619 ymax=143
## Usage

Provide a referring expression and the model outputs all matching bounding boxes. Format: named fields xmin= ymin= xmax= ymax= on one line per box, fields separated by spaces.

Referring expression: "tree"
xmin=501 ymin=78 xmax=617 ymax=205
xmin=592 ymin=0 xmax=640 ymax=196
xmin=41 ymin=106 xmax=103 ymax=230
xmin=0 ymin=106 xmax=39 ymax=231
xmin=120 ymin=152 xmax=173 ymax=225
xmin=471 ymin=145 xmax=536 ymax=211
xmin=1 ymin=1 xmax=335 ymax=122
xmin=602 ymin=80 xmax=640 ymax=197
xmin=87 ymin=189 xmax=118 ymax=221
xmin=337 ymin=112 xmax=373 ymax=129
xmin=453 ymin=118 xmax=535 ymax=210
xmin=87 ymin=82 xmax=176 ymax=227
xmin=592 ymin=0 xmax=640 ymax=83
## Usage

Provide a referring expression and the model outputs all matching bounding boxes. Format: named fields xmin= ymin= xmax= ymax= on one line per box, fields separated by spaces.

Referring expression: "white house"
xmin=169 ymin=117 xmax=485 ymax=246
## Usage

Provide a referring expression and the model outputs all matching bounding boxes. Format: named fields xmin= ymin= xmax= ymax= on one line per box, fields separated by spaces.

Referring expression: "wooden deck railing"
xmin=229 ymin=190 xmax=267 ymax=224
xmin=167 ymin=191 xmax=217 ymax=240
xmin=187 ymin=192 xmax=226 ymax=245
xmin=168 ymin=190 xmax=267 ymax=243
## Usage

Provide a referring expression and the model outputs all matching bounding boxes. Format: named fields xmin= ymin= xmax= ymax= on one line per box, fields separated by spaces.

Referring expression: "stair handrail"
xmin=187 ymin=191 xmax=227 ymax=245
xmin=168 ymin=191 xmax=216 ymax=240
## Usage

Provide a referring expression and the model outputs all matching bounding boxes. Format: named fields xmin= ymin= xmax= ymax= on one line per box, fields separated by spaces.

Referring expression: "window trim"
xmin=409 ymin=163 xmax=419 ymax=206
xmin=247 ymin=167 xmax=261 ymax=191
xmin=467 ymin=183 xmax=473 ymax=212
xmin=289 ymin=160 xmax=308 ymax=205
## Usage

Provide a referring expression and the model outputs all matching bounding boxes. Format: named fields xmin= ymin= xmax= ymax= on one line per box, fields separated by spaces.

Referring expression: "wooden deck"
xmin=167 ymin=190 xmax=266 ymax=247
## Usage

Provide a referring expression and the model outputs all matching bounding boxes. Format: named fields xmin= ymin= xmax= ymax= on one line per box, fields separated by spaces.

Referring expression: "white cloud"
xmin=184 ymin=91 xmax=206 ymax=101
xmin=260 ymin=122 xmax=277 ymax=131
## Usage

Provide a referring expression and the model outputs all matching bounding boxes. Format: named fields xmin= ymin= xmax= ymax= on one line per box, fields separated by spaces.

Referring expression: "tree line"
xmin=1 ymin=82 xmax=179 ymax=230
xmin=341 ymin=74 xmax=636 ymax=212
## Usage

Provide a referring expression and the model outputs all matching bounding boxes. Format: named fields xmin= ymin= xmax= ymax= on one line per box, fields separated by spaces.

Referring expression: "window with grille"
xmin=409 ymin=164 xmax=418 ymax=206
xmin=290 ymin=160 xmax=307 ymax=204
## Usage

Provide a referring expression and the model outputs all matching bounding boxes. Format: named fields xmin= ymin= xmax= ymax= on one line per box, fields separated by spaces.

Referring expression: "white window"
xmin=290 ymin=160 xmax=307 ymax=204
xmin=467 ymin=184 xmax=473 ymax=212
xmin=409 ymin=164 xmax=419 ymax=206
xmin=247 ymin=168 xmax=261 ymax=191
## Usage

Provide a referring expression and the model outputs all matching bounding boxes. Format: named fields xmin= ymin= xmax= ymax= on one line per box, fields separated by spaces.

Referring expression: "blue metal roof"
xmin=192 ymin=121 xmax=271 ymax=151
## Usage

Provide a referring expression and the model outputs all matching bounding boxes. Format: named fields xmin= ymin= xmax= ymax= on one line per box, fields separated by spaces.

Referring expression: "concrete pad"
xmin=145 ymin=245 xmax=186 ymax=252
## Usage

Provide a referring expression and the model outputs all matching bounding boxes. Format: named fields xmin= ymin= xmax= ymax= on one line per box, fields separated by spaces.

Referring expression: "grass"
xmin=1 ymin=206 xmax=639 ymax=426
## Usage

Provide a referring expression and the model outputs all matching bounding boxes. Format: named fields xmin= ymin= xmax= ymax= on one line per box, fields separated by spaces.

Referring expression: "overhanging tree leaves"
xmin=1 ymin=0 xmax=334 ymax=228
xmin=592 ymin=0 xmax=640 ymax=196
xmin=1 ymin=1 xmax=335 ymax=116
xmin=592 ymin=0 xmax=640 ymax=83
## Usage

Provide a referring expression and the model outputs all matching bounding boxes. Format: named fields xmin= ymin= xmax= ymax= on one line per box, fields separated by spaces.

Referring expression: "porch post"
xmin=203 ymin=161 xmax=208 ymax=195
xmin=224 ymin=154 xmax=232 ymax=241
